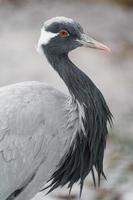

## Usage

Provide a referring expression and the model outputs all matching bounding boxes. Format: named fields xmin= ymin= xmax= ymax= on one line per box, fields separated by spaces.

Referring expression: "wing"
xmin=0 ymin=83 xmax=48 ymax=199
xmin=0 ymin=81 xmax=71 ymax=200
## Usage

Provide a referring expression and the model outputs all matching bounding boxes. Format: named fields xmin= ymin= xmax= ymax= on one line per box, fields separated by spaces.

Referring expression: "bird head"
xmin=37 ymin=16 xmax=110 ymax=55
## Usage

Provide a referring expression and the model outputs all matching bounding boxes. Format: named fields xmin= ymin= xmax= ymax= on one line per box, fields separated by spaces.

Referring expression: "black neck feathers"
xmin=42 ymin=48 xmax=112 ymax=195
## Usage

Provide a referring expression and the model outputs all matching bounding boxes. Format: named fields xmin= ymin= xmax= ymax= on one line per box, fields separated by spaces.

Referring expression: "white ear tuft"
xmin=37 ymin=28 xmax=58 ymax=55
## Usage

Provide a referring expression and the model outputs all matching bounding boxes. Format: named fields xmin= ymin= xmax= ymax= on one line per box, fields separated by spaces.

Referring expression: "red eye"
xmin=59 ymin=30 xmax=69 ymax=38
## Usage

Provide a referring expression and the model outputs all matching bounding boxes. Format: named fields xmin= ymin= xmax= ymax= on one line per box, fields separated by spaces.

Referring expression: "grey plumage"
xmin=0 ymin=16 xmax=112 ymax=200
xmin=0 ymin=82 xmax=75 ymax=200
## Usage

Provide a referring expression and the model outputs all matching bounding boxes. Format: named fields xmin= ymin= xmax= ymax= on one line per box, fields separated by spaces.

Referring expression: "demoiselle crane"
xmin=0 ymin=16 xmax=112 ymax=200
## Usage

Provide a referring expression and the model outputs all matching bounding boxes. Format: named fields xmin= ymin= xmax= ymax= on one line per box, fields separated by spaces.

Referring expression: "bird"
xmin=0 ymin=16 xmax=112 ymax=200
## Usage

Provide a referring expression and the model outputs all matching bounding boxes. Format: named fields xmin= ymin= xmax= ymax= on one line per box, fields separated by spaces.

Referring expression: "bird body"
xmin=0 ymin=16 xmax=112 ymax=200
xmin=0 ymin=81 xmax=77 ymax=200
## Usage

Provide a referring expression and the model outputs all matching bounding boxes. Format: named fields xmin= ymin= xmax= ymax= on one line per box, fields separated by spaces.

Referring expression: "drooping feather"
xmin=41 ymin=51 xmax=113 ymax=195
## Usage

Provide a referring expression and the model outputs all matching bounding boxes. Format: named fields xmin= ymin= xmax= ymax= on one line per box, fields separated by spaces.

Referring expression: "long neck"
xmin=44 ymin=48 xmax=112 ymax=137
xmin=43 ymin=49 xmax=112 ymax=194
xmin=44 ymin=50 xmax=97 ymax=105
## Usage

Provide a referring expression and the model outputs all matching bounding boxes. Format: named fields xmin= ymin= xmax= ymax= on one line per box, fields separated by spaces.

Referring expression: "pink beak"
xmin=77 ymin=33 xmax=111 ymax=53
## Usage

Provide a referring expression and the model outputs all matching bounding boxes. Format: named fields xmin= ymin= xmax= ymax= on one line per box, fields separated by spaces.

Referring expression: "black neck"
xmin=43 ymin=48 xmax=98 ymax=105
xmin=42 ymin=48 xmax=112 ymax=195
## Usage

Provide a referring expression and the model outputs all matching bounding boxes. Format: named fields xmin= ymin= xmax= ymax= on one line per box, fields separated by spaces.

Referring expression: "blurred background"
xmin=0 ymin=0 xmax=133 ymax=199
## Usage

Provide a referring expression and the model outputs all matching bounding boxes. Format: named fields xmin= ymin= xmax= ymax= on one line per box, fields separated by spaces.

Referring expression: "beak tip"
xmin=105 ymin=46 xmax=111 ymax=53
xmin=96 ymin=43 xmax=111 ymax=53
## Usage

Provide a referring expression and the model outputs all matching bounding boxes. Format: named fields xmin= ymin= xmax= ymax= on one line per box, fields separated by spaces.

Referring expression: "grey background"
xmin=0 ymin=0 xmax=133 ymax=199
